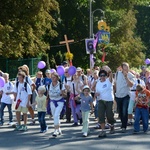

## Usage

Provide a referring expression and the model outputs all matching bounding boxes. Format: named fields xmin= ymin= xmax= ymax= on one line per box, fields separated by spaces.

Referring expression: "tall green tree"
xmin=0 ymin=0 xmax=59 ymax=58
xmin=135 ymin=4 xmax=150 ymax=58
xmin=49 ymin=0 xmax=146 ymax=71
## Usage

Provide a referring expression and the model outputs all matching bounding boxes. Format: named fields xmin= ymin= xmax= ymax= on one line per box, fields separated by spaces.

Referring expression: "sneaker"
xmin=105 ymin=124 xmax=110 ymax=129
xmin=14 ymin=125 xmax=22 ymax=131
xmin=58 ymin=129 xmax=62 ymax=135
xmin=133 ymin=130 xmax=139 ymax=134
xmin=66 ymin=120 xmax=71 ymax=123
xmin=18 ymin=125 xmax=28 ymax=131
xmin=109 ymin=125 xmax=115 ymax=134
xmin=7 ymin=122 xmax=14 ymax=125
xmin=80 ymin=118 xmax=83 ymax=125
xmin=127 ymin=122 xmax=133 ymax=126
xmin=144 ymin=130 xmax=148 ymax=134
xmin=22 ymin=125 xmax=28 ymax=131
xmin=52 ymin=130 xmax=59 ymax=137
xmin=0 ymin=122 xmax=3 ymax=126
xmin=72 ymin=123 xmax=78 ymax=126
xmin=121 ymin=128 xmax=126 ymax=133
xmin=98 ymin=131 xmax=106 ymax=138
xmin=94 ymin=124 xmax=101 ymax=129
xmin=29 ymin=120 xmax=35 ymax=125
xmin=40 ymin=130 xmax=43 ymax=133
xmin=94 ymin=118 xmax=98 ymax=121
xmin=43 ymin=126 xmax=48 ymax=133
xmin=83 ymin=132 xmax=88 ymax=137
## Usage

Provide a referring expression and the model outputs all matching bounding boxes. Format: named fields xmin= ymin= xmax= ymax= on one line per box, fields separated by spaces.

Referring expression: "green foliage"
xmin=0 ymin=0 xmax=59 ymax=58
xmin=135 ymin=5 xmax=150 ymax=58
xmin=47 ymin=0 xmax=147 ymax=71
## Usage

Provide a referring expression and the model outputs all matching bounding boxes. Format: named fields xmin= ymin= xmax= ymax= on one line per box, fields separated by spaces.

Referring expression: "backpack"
xmin=81 ymin=75 xmax=85 ymax=81
xmin=48 ymin=79 xmax=62 ymax=91
xmin=16 ymin=81 xmax=28 ymax=92
xmin=137 ymin=79 xmax=140 ymax=84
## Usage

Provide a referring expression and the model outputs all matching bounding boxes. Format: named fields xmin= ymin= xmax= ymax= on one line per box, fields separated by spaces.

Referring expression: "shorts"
xmin=98 ymin=100 xmax=115 ymax=125
xmin=16 ymin=106 xmax=28 ymax=114
xmin=128 ymin=99 xmax=135 ymax=114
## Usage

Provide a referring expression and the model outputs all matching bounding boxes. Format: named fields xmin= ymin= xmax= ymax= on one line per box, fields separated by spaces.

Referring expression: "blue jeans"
xmin=38 ymin=112 xmax=47 ymax=131
xmin=0 ymin=102 xmax=13 ymax=123
xmin=134 ymin=107 xmax=149 ymax=132
xmin=116 ymin=95 xmax=130 ymax=129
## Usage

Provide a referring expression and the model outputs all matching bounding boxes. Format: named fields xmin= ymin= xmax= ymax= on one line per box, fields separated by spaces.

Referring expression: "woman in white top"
xmin=95 ymin=69 xmax=115 ymax=137
xmin=47 ymin=72 xmax=67 ymax=137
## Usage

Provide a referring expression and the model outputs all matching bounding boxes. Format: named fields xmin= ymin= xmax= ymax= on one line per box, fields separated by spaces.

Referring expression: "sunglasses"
xmin=100 ymin=74 xmax=106 ymax=77
xmin=65 ymin=72 xmax=68 ymax=73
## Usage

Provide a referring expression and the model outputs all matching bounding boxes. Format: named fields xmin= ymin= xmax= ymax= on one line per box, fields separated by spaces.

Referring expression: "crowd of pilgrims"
xmin=0 ymin=61 xmax=150 ymax=138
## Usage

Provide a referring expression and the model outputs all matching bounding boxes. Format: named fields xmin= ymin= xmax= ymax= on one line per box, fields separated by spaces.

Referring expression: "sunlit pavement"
xmin=0 ymin=105 xmax=150 ymax=150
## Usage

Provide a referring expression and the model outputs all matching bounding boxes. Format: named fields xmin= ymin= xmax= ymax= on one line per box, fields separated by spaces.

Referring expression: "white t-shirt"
xmin=0 ymin=82 xmax=14 ymax=104
xmin=130 ymin=78 xmax=145 ymax=101
xmin=14 ymin=82 xmax=32 ymax=107
xmin=96 ymin=78 xmax=114 ymax=101
xmin=115 ymin=71 xmax=134 ymax=98
xmin=68 ymin=81 xmax=83 ymax=95
xmin=49 ymin=82 xmax=65 ymax=101
xmin=63 ymin=76 xmax=72 ymax=86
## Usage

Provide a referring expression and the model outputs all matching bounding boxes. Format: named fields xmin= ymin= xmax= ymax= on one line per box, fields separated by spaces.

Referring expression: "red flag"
xmin=69 ymin=60 xmax=73 ymax=66
xmin=101 ymin=48 xmax=106 ymax=62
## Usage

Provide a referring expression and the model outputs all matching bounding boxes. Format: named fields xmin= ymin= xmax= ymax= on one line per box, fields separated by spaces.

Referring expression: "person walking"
xmin=115 ymin=62 xmax=134 ymax=133
xmin=95 ymin=70 xmax=116 ymax=137
xmin=47 ymin=72 xmax=67 ymax=137
xmin=14 ymin=72 xmax=32 ymax=131
xmin=0 ymin=73 xmax=14 ymax=126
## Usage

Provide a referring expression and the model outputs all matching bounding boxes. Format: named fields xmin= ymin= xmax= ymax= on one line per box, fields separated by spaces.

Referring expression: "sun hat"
xmin=82 ymin=85 xmax=90 ymax=91
xmin=76 ymin=67 xmax=82 ymax=72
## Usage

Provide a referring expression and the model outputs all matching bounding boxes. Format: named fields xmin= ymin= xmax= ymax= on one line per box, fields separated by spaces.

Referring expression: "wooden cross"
xmin=59 ymin=35 xmax=74 ymax=53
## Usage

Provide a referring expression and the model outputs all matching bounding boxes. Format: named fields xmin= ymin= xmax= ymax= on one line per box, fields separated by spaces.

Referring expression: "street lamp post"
xmin=89 ymin=0 xmax=105 ymax=70
xmin=91 ymin=9 xmax=105 ymax=36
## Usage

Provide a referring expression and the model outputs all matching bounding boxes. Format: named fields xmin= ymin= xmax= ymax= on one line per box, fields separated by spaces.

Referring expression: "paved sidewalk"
xmin=0 ymin=107 xmax=150 ymax=150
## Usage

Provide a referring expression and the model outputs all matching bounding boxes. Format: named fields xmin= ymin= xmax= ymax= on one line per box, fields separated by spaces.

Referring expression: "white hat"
xmin=38 ymin=86 xmax=46 ymax=93
xmin=82 ymin=85 xmax=90 ymax=91
xmin=76 ymin=67 xmax=82 ymax=71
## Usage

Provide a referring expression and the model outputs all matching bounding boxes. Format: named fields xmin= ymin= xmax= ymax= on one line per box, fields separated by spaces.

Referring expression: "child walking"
xmin=133 ymin=84 xmax=150 ymax=134
xmin=32 ymin=86 xmax=47 ymax=133
xmin=76 ymin=85 xmax=93 ymax=137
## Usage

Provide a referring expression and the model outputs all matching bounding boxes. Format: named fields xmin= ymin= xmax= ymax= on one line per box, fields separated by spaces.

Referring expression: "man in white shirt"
xmin=14 ymin=72 xmax=32 ymax=131
xmin=115 ymin=62 xmax=134 ymax=133
xmin=0 ymin=73 xmax=14 ymax=126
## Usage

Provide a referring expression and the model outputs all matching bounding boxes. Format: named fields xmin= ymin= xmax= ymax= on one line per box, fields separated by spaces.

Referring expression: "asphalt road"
xmin=0 ymin=106 xmax=150 ymax=150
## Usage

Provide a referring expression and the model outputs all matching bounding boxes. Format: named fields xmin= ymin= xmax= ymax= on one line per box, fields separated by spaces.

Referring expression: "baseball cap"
xmin=62 ymin=61 xmax=68 ymax=66
xmin=141 ymin=65 xmax=146 ymax=69
xmin=45 ymin=69 xmax=51 ymax=74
